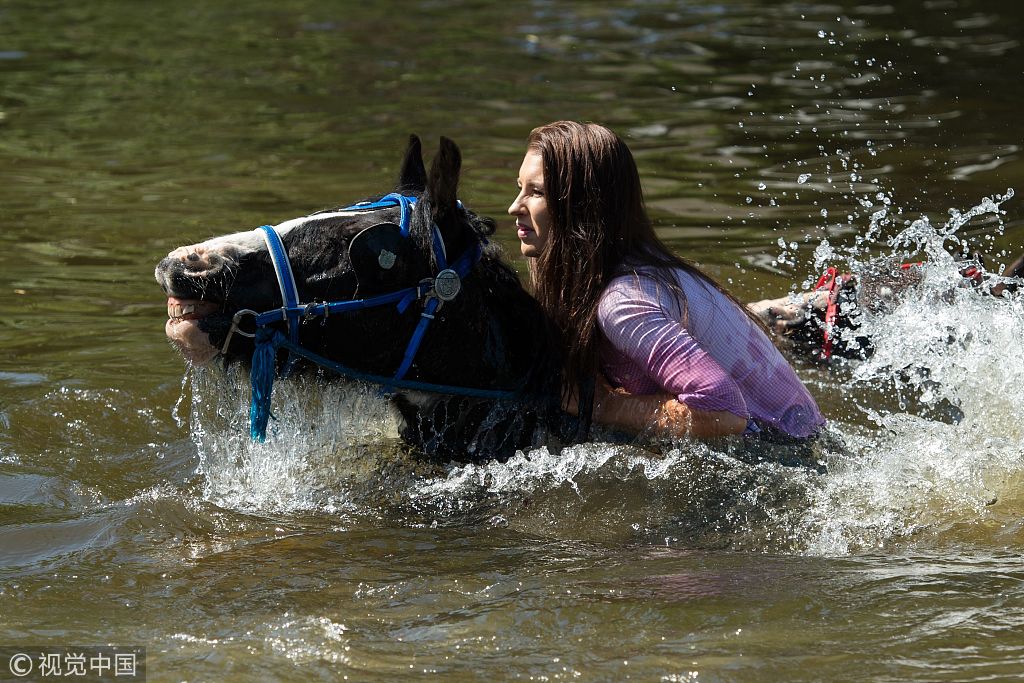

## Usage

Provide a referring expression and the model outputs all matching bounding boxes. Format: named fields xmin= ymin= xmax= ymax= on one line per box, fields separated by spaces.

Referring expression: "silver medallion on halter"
xmin=378 ymin=249 xmax=397 ymax=270
xmin=433 ymin=269 xmax=462 ymax=301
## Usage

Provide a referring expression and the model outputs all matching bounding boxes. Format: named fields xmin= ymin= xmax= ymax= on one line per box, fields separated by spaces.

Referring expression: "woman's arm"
xmin=566 ymin=377 xmax=749 ymax=439
xmin=596 ymin=275 xmax=750 ymax=423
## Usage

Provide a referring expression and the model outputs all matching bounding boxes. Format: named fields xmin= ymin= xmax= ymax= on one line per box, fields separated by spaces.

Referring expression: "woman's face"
xmin=508 ymin=150 xmax=550 ymax=258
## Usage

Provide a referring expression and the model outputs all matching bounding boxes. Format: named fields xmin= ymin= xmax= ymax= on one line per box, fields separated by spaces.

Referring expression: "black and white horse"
xmin=156 ymin=136 xmax=569 ymax=462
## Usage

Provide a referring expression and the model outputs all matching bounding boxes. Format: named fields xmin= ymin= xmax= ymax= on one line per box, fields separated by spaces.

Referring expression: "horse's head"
xmin=155 ymin=136 xmax=511 ymax=384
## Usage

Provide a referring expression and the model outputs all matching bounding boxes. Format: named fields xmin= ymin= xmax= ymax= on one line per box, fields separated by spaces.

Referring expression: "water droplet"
xmin=757 ymin=182 xmax=767 ymax=190
xmin=798 ymin=173 xmax=812 ymax=184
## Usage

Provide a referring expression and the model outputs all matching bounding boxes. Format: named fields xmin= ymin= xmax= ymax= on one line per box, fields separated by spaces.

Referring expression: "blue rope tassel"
xmin=249 ymin=326 xmax=280 ymax=441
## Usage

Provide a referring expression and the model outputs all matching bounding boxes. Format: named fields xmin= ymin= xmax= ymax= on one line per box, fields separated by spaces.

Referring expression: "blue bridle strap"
xmin=251 ymin=237 xmax=479 ymax=374
xmin=253 ymin=193 xmax=444 ymax=329
xmin=258 ymin=329 xmax=518 ymax=399
xmin=347 ymin=192 xmax=415 ymax=237
xmin=257 ymin=225 xmax=302 ymax=373
xmin=246 ymin=195 xmax=507 ymax=441
xmin=252 ymin=285 xmax=424 ymax=327
xmin=388 ymin=239 xmax=478 ymax=383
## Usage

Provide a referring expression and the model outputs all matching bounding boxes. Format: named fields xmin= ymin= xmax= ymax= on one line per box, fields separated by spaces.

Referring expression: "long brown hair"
xmin=526 ymin=120 xmax=765 ymax=400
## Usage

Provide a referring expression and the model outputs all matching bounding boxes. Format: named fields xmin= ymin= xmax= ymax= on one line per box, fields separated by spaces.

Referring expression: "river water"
xmin=1 ymin=1 xmax=1023 ymax=681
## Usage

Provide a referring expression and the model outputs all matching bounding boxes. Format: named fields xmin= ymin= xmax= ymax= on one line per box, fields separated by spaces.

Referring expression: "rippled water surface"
xmin=2 ymin=1 xmax=1023 ymax=681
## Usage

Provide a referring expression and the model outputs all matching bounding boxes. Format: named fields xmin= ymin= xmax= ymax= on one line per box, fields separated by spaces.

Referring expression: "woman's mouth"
xmin=516 ymin=222 xmax=534 ymax=239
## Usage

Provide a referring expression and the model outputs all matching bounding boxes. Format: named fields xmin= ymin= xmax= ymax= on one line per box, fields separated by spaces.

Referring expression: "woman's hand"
xmin=649 ymin=396 xmax=748 ymax=439
xmin=747 ymin=291 xmax=827 ymax=334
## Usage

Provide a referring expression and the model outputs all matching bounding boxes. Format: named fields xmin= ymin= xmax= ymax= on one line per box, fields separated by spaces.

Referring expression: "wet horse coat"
xmin=156 ymin=136 xmax=567 ymax=462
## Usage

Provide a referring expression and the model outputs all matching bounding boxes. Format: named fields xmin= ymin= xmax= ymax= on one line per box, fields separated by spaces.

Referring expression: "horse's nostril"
xmin=187 ymin=252 xmax=201 ymax=262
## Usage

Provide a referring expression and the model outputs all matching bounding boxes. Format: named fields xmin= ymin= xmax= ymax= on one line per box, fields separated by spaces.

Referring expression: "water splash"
xmin=185 ymin=365 xmax=402 ymax=514
xmin=171 ymin=365 xmax=193 ymax=429
xmin=795 ymin=190 xmax=1024 ymax=553
xmin=404 ymin=439 xmax=831 ymax=549
xmin=181 ymin=192 xmax=1022 ymax=555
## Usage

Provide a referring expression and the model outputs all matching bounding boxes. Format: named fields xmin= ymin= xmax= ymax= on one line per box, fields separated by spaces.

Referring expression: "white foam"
xmin=181 ymin=191 xmax=1024 ymax=555
xmin=186 ymin=365 xmax=398 ymax=513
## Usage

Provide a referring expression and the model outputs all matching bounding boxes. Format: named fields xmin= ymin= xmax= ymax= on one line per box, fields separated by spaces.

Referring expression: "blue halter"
xmin=243 ymin=193 xmax=516 ymax=441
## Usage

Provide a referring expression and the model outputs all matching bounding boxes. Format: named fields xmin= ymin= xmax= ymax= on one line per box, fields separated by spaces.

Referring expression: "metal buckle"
xmin=221 ymin=309 xmax=258 ymax=354
xmin=416 ymin=278 xmax=433 ymax=301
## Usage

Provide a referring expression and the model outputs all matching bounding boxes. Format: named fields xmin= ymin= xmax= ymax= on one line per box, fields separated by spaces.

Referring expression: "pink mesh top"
xmin=597 ymin=267 xmax=825 ymax=438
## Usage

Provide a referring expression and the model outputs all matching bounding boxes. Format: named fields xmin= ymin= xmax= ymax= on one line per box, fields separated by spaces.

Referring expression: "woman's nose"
xmin=508 ymin=193 xmax=523 ymax=215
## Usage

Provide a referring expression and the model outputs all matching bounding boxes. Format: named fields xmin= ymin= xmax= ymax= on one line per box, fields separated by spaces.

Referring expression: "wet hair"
xmin=525 ymin=120 xmax=765 ymax=400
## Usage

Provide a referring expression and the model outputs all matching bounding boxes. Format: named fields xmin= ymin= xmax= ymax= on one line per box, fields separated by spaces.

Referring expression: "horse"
xmin=155 ymin=135 xmax=572 ymax=463
xmin=748 ymin=254 xmax=1023 ymax=360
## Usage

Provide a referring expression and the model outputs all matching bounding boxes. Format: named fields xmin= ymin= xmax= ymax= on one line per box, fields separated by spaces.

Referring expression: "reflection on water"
xmin=1 ymin=0 xmax=1023 ymax=681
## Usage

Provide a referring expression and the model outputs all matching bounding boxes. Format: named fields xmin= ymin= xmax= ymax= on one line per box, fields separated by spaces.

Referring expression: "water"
xmin=2 ymin=1 xmax=1024 ymax=681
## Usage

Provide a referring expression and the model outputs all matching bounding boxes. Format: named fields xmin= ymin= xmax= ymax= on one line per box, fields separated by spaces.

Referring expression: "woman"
xmin=507 ymin=120 xmax=825 ymax=441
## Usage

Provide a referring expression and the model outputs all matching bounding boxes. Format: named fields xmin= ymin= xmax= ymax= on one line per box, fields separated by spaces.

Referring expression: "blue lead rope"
xmin=248 ymin=328 xmax=519 ymax=441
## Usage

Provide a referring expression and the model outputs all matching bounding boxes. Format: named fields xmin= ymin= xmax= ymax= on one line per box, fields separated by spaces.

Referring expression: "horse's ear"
xmin=397 ymin=134 xmax=426 ymax=192
xmin=427 ymin=136 xmax=461 ymax=220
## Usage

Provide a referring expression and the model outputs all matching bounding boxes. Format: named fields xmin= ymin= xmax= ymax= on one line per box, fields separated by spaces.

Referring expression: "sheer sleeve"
xmin=597 ymin=276 xmax=749 ymax=418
